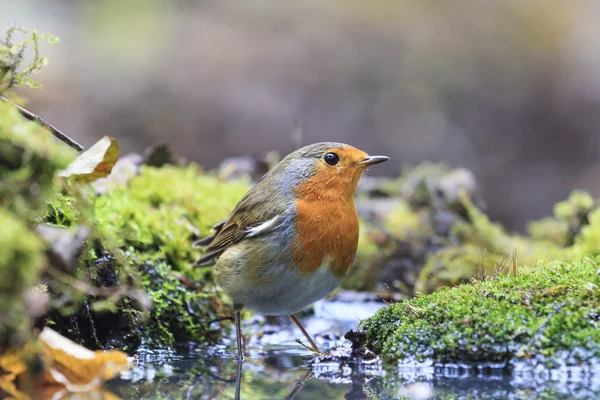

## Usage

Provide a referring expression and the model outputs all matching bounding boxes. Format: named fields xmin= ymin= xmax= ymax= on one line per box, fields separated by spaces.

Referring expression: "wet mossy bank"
xmin=5 ymin=95 xmax=600 ymax=354
xmin=41 ymin=164 xmax=251 ymax=350
xmin=2 ymin=28 xmax=599 ymax=354
xmin=352 ymin=166 xmax=600 ymax=367
xmin=6 ymin=121 xmax=600 ymax=353
xmin=1 ymin=79 xmax=253 ymax=349
xmin=0 ymin=97 xmax=75 ymax=347
xmin=361 ymin=256 xmax=600 ymax=366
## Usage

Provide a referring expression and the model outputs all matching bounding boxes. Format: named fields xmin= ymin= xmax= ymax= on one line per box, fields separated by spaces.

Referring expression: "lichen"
xmin=0 ymin=27 xmax=59 ymax=93
xmin=361 ymin=256 xmax=600 ymax=366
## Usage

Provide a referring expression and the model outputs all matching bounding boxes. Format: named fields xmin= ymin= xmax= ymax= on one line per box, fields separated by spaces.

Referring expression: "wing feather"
xmin=194 ymin=184 xmax=289 ymax=266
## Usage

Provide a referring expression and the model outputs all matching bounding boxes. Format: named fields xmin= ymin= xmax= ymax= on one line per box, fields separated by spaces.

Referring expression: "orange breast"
xmin=291 ymin=176 xmax=360 ymax=278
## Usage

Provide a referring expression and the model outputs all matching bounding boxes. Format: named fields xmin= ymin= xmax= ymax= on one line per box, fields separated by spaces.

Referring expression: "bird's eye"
xmin=324 ymin=152 xmax=339 ymax=166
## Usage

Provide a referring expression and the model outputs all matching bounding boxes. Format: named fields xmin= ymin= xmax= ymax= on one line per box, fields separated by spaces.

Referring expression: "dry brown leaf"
xmin=39 ymin=328 xmax=130 ymax=393
xmin=58 ymin=136 xmax=120 ymax=183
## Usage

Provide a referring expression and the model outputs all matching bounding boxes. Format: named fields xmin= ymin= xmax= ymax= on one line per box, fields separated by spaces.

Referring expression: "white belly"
xmin=215 ymin=246 xmax=344 ymax=316
xmin=245 ymin=263 xmax=343 ymax=315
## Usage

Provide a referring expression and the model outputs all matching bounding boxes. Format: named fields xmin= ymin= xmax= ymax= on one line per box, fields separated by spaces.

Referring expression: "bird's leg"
xmin=234 ymin=306 xmax=244 ymax=360
xmin=234 ymin=305 xmax=243 ymax=400
xmin=289 ymin=314 xmax=320 ymax=353
xmin=235 ymin=353 xmax=242 ymax=400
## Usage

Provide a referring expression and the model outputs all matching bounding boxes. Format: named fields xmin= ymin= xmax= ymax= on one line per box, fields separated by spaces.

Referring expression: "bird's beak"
xmin=359 ymin=155 xmax=389 ymax=166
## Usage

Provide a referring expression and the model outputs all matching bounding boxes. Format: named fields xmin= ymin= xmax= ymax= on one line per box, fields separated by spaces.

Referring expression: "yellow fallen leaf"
xmin=0 ymin=380 xmax=29 ymax=400
xmin=39 ymin=327 xmax=130 ymax=393
xmin=39 ymin=386 xmax=122 ymax=400
xmin=0 ymin=351 xmax=27 ymax=382
xmin=1 ymin=350 xmax=32 ymax=400
xmin=58 ymin=136 xmax=120 ymax=183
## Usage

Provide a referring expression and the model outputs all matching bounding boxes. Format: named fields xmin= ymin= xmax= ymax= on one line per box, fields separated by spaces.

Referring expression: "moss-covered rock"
xmin=92 ymin=164 xmax=249 ymax=270
xmin=361 ymin=256 xmax=600 ymax=366
xmin=43 ymin=164 xmax=250 ymax=349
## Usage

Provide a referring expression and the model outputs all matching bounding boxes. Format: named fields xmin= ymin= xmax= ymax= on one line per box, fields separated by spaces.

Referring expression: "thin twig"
xmin=295 ymin=338 xmax=322 ymax=354
xmin=284 ymin=369 xmax=312 ymax=400
xmin=1 ymin=94 xmax=84 ymax=151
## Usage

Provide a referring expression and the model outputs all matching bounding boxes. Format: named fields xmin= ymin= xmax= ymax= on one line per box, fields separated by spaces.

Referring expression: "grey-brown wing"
xmin=192 ymin=220 xmax=226 ymax=248
xmin=194 ymin=187 xmax=288 ymax=266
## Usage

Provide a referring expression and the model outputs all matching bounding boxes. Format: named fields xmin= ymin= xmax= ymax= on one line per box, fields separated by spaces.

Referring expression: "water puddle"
xmin=105 ymin=291 xmax=600 ymax=399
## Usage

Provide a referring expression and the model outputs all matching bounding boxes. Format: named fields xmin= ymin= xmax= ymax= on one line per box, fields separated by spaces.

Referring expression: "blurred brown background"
xmin=3 ymin=0 xmax=600 ymax=231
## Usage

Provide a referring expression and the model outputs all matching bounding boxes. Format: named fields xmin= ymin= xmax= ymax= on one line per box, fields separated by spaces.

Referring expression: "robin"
xmin=194 ymin=142 xmax=388 ymax=360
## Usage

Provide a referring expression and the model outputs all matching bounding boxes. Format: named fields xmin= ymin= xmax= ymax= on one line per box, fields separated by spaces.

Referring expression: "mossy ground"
xmin=361 ymin=256 xmax=600 ymax=366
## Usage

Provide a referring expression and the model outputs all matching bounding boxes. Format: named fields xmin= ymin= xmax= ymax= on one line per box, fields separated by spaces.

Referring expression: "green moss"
xmin=44 ymin=164 xmax=251 ymax=348
xmin=416 ymin=245 xmax=507 ymax=294
xmin=0 ymin=31 xmax=74 ymax=348
xmin=93 ymin=164 xmax=249 ymax=270
xmin=384 ymin=199 xmax=429 ymax=238
xmin=574 ymin=208 xmax=600 ymax=254
xmin=41 ymin=193 xmax=79 ymax=227
xmin=414 ymin=192 xmax=590 ymax=293
xmin=137 ymin=259 xmax=225 ymax=347
xmin=361 ymin=256 xmax=600 ymax=365
xmin=554 ymin=190 xmax=595 ymax=220
xmin=0 ymin=210 xmax=45 ymax=346
xmin=0 ymin=27 xmax=59 ymax=92
xmin=0 ymin=27 xmax=250 ymax=350
xmin=343 ymin=221 xmax=381 ymax=290
xmin=527 ymin=217 xmax=568 ymax=245
xmin=0 ymin=101 xmax=75 ymax=219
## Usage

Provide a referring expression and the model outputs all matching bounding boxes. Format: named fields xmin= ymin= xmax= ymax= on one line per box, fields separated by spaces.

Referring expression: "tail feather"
xmin=193 ymin=219 xmax=227 ymax=265
xmin=195 ymin=251 xmax=220 ymax=266
xmin=192 ymin=235 xmax=216 ymax=248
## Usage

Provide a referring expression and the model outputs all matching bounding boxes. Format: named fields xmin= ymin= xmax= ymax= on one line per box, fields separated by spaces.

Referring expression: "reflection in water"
xmin=104 ymin=294 xmax=600 ymax=399
xmin=105 ymin=345 xmax=600 ymax=399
